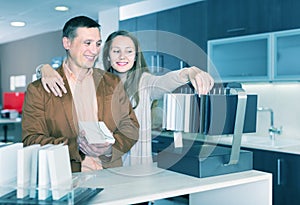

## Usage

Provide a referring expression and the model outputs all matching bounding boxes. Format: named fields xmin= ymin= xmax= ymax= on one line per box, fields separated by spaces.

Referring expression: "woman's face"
xmin=109 ymin=35 xmax=136 ymax=73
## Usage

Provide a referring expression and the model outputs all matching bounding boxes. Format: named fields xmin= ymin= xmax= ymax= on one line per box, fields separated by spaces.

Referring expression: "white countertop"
xmin=153 ymin=130 xmax=300 ymax=155
xmin=78 ymin=163 xmax=271 ymax=205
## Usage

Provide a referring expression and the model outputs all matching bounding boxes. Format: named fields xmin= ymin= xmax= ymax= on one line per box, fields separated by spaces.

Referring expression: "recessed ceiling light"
xmin=10 ymin=21 xmax=26 ymax=27
xmin=55 ymin=6 xmax=69 ymax=12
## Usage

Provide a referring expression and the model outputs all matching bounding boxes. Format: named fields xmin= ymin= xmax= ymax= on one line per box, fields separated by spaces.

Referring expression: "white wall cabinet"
xmin=208 ymin=28 xmax=300 ymax=83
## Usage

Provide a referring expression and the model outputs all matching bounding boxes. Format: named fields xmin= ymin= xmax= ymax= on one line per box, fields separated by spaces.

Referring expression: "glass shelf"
xmin=0 ymin=174 xmax=102 ymax=205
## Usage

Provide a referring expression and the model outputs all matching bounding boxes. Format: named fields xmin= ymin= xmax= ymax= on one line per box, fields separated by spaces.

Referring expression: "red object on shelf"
xmin=3 ymin=92 xmax=25 ymax=114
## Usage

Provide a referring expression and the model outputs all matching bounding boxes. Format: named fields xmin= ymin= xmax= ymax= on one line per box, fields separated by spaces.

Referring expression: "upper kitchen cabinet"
xmin=119 ymin=1 xmax=208 ymax=73
xmin=157 ymin=1 xmax=208 ymax=71
xmin=179 ymin=1 xmax=208 ymax=70
xmin=155 ymin=1 xmax=208 ymax=71
xmin=180 ymin=2 xmax=207 ymax=50
xmin=273 ymin=29 xmax=300 ymax=81
xmin=137 ymin=13 xmax=158 ymax=73
xmin=207 ymin=0 xmax=273 ymax=40
xmin=156 ymin=7 xmax=182 ymax=72
xmin=208 ymin=28 xmax=300 ymax=83
xmin=119 ymin=17 xmax=137 ymax=33
xmin=208 ymin=33 xmax=271 ymax=83
xmin=208 ymin=0 xmax=300 ymax=40
xmin=272 ymin=0 xmax=300 ymax=32
xmin=120 ymin=13 xmax=159 ymax=73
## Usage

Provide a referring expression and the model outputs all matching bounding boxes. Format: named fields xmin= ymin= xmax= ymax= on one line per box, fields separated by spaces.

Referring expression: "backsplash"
xmin=243 ymin=83 xmax=300 ymax=140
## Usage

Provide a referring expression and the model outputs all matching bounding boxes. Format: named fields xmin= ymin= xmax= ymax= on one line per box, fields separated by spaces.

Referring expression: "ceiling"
xmin=0 ymin=0 xmax=144 ymax=45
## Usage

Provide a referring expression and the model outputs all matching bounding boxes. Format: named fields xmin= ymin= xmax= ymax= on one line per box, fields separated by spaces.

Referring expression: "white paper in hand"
xmin=79 ymin=121 xmax=115 ymax=144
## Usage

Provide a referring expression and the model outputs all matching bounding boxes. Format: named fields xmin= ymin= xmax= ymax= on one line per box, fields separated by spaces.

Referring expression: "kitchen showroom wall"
xmin=0 ymin=30 xmax=65 ymax=100
xmin=243 ymin=83 xmax=300 ymax=140
xmin=0 ymin=30 xmax=65 ymax=142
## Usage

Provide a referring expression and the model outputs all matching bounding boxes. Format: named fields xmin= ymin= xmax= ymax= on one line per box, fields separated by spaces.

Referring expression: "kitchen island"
xmin=152 ymin=131 xmax=300 ymax=205
xmin=79 ymin=163 xmax=271 ymax=205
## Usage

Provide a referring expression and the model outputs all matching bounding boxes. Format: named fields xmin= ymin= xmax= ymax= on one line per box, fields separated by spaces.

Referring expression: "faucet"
xmin=257 ymin=107 xmax=282 ymax=141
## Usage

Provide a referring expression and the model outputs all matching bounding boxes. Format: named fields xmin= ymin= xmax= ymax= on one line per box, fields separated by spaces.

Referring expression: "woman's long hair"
xmin=102 ymin=30 xmax=150 ymax=109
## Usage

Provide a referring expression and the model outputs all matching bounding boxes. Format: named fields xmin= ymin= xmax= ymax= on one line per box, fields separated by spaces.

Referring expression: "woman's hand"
xmin=180 ymin=66 xmax=214 ymax=95
xmin=41 ymin=64 xmax=67 ymax=97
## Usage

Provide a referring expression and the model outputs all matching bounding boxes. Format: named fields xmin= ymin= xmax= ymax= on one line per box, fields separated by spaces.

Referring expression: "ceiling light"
xmin=55 ymin=6 xmax=69 ymax=12
xmin=10 ymin=21 xmax=26 ymax=27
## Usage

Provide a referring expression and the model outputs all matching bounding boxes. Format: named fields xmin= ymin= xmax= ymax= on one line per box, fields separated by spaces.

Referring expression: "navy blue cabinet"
xmin=120 ymin=13 xmax=159 ymax=73
xmin=179 ymin=2 xmax=208 ymax=71
xmin=119 ymin=17 xmax=137 ymax=33
xmin=157 ymin=6 xmax=182 ymax=72
xmin=208 ymin=0 xmax=300 ymax=40
xmin=245 ymin=148 xmax=300 ymax=205
xmin=272 ymin=0 xmax=300 ymax=32
xmin=207 ymin=0 xmax=273 ymax=40
xmin=137 ymin=13 xmax=158 ymax=73
xmin=119 ymin=1 xmax=208 ymax=73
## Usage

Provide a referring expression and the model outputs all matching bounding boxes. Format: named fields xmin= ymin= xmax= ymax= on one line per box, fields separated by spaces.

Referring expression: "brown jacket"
xmin=22 ymin=66 xmax=139 ymax=172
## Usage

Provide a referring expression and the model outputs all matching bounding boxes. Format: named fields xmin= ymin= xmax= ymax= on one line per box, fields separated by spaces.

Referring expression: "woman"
xmin=37 ymin=30 xmax=214 ymax=166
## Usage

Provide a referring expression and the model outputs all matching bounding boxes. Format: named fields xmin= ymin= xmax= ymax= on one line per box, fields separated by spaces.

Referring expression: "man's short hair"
xmin=62 ymin=16 xmax=101 ymax=40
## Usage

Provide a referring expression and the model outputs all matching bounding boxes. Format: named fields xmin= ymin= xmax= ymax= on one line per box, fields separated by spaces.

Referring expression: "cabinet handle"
xmin=180 ymin=60 xmax=184 ymax=69
xmin=151 ymin=55 xmax=163 ymax=74
xmin=156 ymin=55 xmax=160 ymax=73
xmin=151 ymin=55 xmax=155 ymax=73
xmin=277 ymin=158 xmax=282 ymax=186
xmin=227 ymin=27 xmax=246 ymax=33
xmin=156 ymin=55 xmax=163 ymax=73
xmin=277 ymin=52 xmax=281 ymax=61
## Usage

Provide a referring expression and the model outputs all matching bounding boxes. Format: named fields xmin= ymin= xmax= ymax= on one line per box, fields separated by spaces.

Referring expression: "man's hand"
xmin=77 ymin=136 xmax=112 ymax=157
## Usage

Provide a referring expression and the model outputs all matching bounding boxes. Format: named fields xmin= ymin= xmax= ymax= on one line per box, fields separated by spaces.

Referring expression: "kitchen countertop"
xmin=79 ymin=163 xmax=271 ymax=205
xmin=152 ymin=130 xmax=300 ymax=155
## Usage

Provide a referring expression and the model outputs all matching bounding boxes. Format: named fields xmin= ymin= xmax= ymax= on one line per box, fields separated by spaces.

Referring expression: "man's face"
xmin=63 ymin=27 xmax=102 ymax=70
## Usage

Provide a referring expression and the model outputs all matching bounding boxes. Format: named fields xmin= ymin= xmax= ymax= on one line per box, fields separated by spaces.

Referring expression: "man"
xmin=22 ymin=16 xmax=139 ymax=172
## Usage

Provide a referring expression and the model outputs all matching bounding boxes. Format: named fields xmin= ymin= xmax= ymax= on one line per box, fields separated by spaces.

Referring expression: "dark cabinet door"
xmin=119 ymin=2 xmax=208 ymax=73
xmin=276 ymin=152 xmax=300 ymax=205
xmin=247 ymin=148 xmax=300 ymax=205
xmin=157 ymin=7 xmax=182 ymax=72
xmin=180 ymin=2 xmax=207 ymax=50
xmin=156 ymin=2 xmax=208 ymax=72
xmin=250 ymin=149 xmax=281 ymax=205
xmin=136 ymin=13 xmax=158 ymax=72
xmin=120 ymin=14 xmax=158 ymax=73
xmin=272 ymin=0 xmax=300 ymax=32
xmin=119 ymin=17 xmax=137 ymax=32
xmin=207 ymin=0 xmax=273 ymax=40
xmin=180 ymin=1 xmax=207 ymax=70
